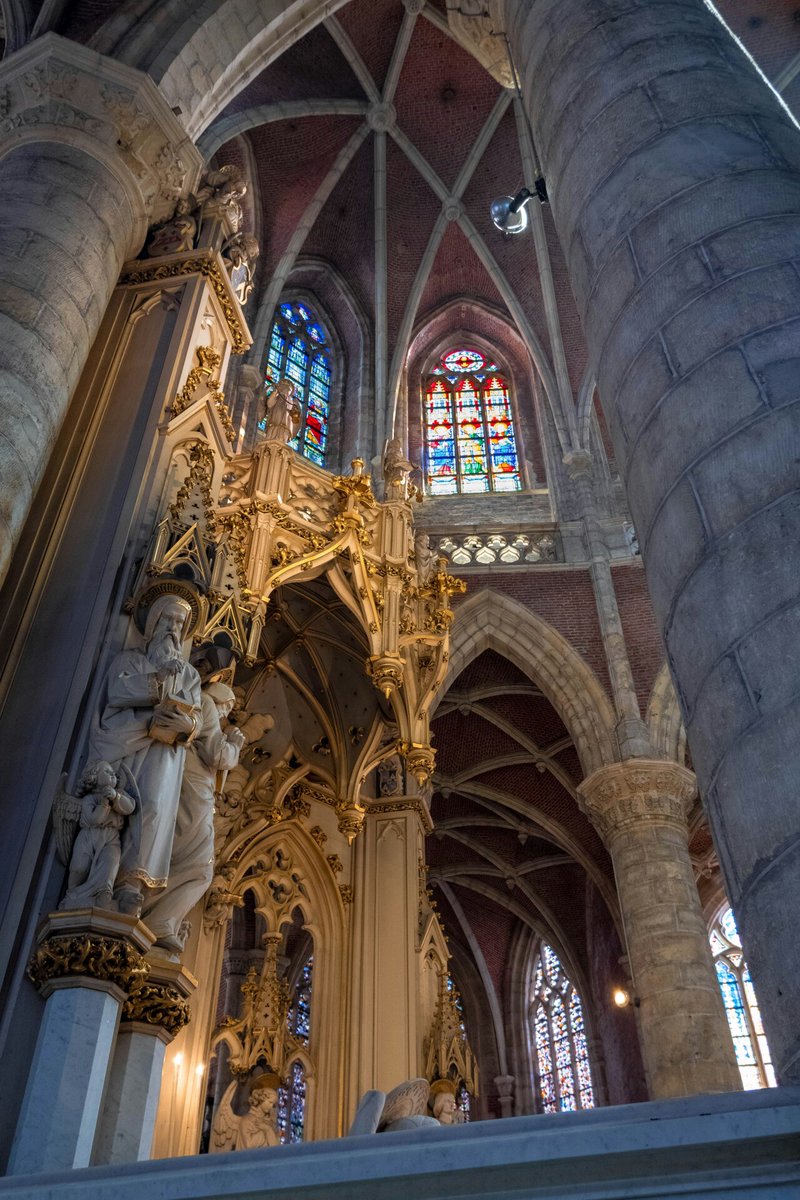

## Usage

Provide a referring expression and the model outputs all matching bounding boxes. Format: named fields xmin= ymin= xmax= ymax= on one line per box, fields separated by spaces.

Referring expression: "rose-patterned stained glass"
xmin=443 ymin=348 xmax=485 ymax=372
xmin=263 ymin=300 xmax=331 ymax=466
xmin=710 ymin=907 xmax=775 ymax=1089
xmin=530 ymin=942 xmax=595 ymax=1114
xmin=424 ymin=348 xmax=521 ymax=495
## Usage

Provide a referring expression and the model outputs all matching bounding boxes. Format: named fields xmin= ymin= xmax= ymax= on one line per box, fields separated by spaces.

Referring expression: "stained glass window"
xmin=424 ymin=348 xmax=521 ymax=495
xmin=710 ymin=908 xmax=775 ymax=1090
xmin=262 ymin=300 xmax=331 ymax=466
xmin=530 ymin=943 xmax=594 ymax=1113
xmin=277 ymin=955 xmax=313 ymax=1143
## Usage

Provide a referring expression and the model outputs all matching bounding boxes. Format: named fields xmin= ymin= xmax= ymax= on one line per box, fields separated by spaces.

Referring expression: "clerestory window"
xmin=530 ymin=942 xmax=595 ymax=1113
xmin=424 ymin=347 xmax=521 ymax=495
xmin=710 ymin=907 xmax=775 ymax=1089
xmin=263 ymin=300 xmax=330 ymax=466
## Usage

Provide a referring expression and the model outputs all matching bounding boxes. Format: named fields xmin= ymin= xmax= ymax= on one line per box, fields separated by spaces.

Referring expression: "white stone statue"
xmin=142 ymin=681 xmax=245 ymax=956
xmin=195 ymin=165 xmax=248 ymax=233
xmin=263 ymin=378 xmax=301 ymax=444
xmin=211 ymin=1074 xmax=281 ymax=1152
xmin=348 ymin=1078 xmax=440 ymax=1135
xmin=54 ymin=760 xmax=137 ymax=911
xmin=222 ymin=232 xmax=259 ymax=305
xmin=414 ymin=531 xmax=433 ymax=584
xmin=383 ymin=437 xmax=414 ymax=499
xmin=89 ymin=594 xmax=201 ymax=918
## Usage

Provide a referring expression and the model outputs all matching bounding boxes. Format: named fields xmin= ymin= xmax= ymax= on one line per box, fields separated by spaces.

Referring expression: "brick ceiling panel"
xmin=431 ymin=708 xmax=527 ymax=775
xmin=448 ymin=649 xmax=533 ymax=692
xmin=240 ymin=116 xmax=365 ymax=280
xmin=482 ymin=693 xmax=571 ymax=749
xmin=460 ymin=106 xmax=553 ymax=359
xmin=301 ymin=133 xmax=376 ymax=324
xmin=223 ymin=23 xmax=366 ymax=114
xmin=385 ymin=134 xmax=443 ymax=347
xmin=335 ymin=0 xmax=406 ymax=94
xmin=393 ymin=16 xmax=502 ymax=192
xmin=416 ymin=221 xmax=506 ymax=321
xmin=713 ymin=0 xmax=800 ymax=78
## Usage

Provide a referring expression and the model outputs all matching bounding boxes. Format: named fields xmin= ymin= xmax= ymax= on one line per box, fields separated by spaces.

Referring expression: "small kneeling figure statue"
xmin=211 ymin=1073 xmax=281 ymax=1152
xmin=57 ymin=760 xmax=136 ymax=910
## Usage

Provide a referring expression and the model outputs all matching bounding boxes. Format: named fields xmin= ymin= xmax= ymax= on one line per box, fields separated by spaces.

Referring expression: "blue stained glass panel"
xmin=265 ymin=302 xmax=330 ymax=466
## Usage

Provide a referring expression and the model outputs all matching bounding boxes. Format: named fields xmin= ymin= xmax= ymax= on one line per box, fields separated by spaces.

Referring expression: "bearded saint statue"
xmin=89 ymin=594 xmax=201 ymax=922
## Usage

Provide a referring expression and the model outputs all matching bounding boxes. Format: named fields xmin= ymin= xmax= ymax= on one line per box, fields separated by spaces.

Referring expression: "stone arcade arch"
xmin=444 ymin=589 xmax=618 ymax=778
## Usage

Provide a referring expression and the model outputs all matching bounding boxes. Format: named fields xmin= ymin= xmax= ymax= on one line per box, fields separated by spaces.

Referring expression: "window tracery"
xmin=710 ymin=907 xmax=775 ymax=1089
xmin=263 ymin=301 xmax=330 ymax=465
xmin=424 ymin=347 xmax=521 ymax=495
xmin=530 ymin=943 xmax=594 ymax=1113
xmin=277 ymin=955 xmax=313 ymax=1142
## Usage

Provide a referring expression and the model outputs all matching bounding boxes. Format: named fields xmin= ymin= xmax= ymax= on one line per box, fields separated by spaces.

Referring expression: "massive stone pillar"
xmin=579 ymin=761 xmax=740 ymax=1099
xmin=0 ymin=33 xmax=200 ymax=584
xmin=506 ymin=0 xmax=800 ymax=1082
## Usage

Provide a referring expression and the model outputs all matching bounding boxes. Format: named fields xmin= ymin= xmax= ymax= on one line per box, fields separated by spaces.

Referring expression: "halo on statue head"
xmin=135 ymin=580 xmax=201 ymax=641
xmin=429 ymin=1077 xmax=457 ymax=1098
xmin=250 ymin=1070 xmax=281 ymax=1093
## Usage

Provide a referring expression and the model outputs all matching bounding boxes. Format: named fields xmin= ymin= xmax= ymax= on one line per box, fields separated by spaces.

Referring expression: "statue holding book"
xmin=89 ymin=594 xmax=202 ymax=925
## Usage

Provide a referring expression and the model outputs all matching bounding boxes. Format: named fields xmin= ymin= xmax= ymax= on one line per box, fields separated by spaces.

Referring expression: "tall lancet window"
xmin=531 ymin=943 xmax=595 ymax=1113
xmin=263 ymin=301 xmax=330 ymax=465
xmin=424 ymin=347 xmax=521 ymax=495
xmin=277 ymin=955 xmax=313 ymax=1143
xmin=710 ymin=907 xmax=775 ymax=1089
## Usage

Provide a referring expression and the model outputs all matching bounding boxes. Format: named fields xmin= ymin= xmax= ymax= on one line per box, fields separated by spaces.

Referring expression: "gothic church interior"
xmin=0 ymin=0 xmax=799 ymax=1194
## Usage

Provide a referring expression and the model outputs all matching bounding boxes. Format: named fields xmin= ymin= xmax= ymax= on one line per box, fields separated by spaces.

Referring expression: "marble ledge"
xmin=2 ymin=1087 xmax=800 ymax=1199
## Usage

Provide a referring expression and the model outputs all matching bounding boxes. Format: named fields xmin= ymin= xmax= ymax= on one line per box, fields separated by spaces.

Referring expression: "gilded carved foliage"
xmin=28 ymin=933 xmax=148 ymax=994
xmin=123 ymin=980 xmax=191 ymax=1037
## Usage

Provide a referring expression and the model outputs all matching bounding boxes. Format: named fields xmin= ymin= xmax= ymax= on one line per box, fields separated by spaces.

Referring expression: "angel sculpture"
xmin=263 ymin=378 xmax=301 ymax=445
xmin=210 ymin=1074 xmax=281 ymax=1152
xmin=347 ymin=1078 xmax=440 ymax=1135
xmin=54 ymin=760 xmax=137 ymax=911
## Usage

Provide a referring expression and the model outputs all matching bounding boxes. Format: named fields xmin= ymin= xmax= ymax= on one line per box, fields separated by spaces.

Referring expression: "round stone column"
xmin=579 ymin=761 xmax=740 ymax=1099
xmin=505 ymin=0 xmax=800 ymax=1082
xmin=0 ymin=33 xmax=201 ymax=583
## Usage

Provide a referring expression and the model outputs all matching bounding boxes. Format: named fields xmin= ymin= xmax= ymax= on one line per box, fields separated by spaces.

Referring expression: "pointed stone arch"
xmin=443 ymin=589 xmax=618 ymax=777
xmin=646 ymin=661 xmax=687 ymax=766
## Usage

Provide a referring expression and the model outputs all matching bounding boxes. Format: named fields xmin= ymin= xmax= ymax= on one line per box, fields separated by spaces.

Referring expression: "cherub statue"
xmin=211 ymin=1073 xmax=281 ymax=1152
xmin=347 ymin=1078 xmax=440 ymax=1135
xmin=263 ymin=378 xmax=301 ymax=445
xmin=222 ymin=232 xmax=260 ymax=305
xmin=54 ymin=760 xmax=137 ymax=911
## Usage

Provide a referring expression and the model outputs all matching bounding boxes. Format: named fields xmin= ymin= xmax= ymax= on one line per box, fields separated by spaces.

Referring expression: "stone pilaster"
xmin=0 ymin=33 xmax=202 ymax=583
xmin=8 ymin=910 xmax=152 ymax=1175
xmin=578 ymin=761 xmax=740 ymax=1099
xmin=93 ymin=957 xmax=196 ymax=1165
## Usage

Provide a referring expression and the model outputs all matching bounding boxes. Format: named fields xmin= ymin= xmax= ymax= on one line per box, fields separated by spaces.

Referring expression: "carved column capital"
xmin=122 ymin=981 xmax=191 ymax=1039
xmin=27 ymin=911 xmax=153 ymax=998
xmin=0 ymin=33 xmax=203 ymax=255
xmin=122 ymin=956 xmax=197 ymax=1041
xmin=578 ymin=759 xmax=697 ymax=845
